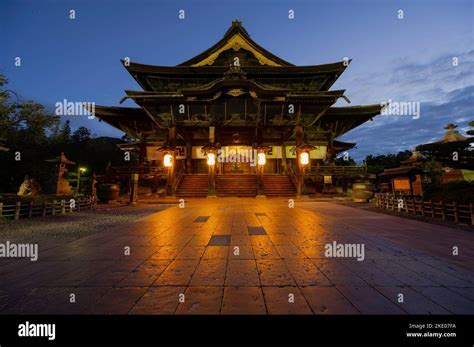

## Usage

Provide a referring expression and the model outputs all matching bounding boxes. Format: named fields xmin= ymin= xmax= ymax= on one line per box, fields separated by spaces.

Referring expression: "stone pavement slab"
xmin=1 ymin=198 xmax=473 ymax=314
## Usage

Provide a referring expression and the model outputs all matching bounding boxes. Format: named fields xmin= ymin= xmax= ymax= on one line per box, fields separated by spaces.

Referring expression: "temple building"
xmin=94 ymin=20 xmax=383 ymax=198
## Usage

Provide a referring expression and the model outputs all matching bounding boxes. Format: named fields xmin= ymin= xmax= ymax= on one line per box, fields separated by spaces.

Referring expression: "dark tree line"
xmin=0 ymin=75 xmax=128 ymax=194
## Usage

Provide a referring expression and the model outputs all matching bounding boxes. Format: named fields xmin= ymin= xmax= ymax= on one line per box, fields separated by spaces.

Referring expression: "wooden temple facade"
xmin=95 ymin=20 xmax=382 ymax=198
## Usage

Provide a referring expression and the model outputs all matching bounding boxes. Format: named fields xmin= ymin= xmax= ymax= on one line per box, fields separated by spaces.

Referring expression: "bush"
xmin=424 ymin=181 xmax=474 ymax=204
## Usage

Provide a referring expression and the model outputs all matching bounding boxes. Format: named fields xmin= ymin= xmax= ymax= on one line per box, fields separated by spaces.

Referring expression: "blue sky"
xmin=1 ymin=0 xmax=473 ymax=161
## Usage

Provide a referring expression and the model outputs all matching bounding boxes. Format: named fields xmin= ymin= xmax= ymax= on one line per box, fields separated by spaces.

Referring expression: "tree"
xmin=0 ymin=73 xmax=141 ymax=194
xmin=364 ymin=150 xmax=412 ymax=174
xmin=0 ymin=74 xmax=60 ymax=193
xmin=72 ymin=126 xmax=92 ymax=143
xmin=335 ymin=156 xmax=356 ymax=166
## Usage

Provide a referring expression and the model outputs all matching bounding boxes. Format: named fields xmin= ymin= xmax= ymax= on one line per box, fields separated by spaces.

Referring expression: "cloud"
xmin=341 ymin=86 xmax=473 ymax=161
xmin=338 ymin=49 xmax=474 ymax=162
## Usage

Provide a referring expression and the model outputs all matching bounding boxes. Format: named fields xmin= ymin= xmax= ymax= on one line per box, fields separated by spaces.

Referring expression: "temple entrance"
xmin=222 ymin=161 xmax=253 ymax=174
xmin=218 ymin=146 xmax=256 ymax=175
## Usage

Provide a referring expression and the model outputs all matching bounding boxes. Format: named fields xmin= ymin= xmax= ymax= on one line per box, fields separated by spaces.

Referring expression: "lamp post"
xmin=255 ymin=146 xmax=269 ymax=196
xmin=297 ymin=144 xmax=314 ymax=195
xmin=202 ymin=145 xmax=217 ymax=196
xmin=76 ymin=167 xmax=87 ymax=195
xmin=158 ymin=145 xmax=177 ymax=196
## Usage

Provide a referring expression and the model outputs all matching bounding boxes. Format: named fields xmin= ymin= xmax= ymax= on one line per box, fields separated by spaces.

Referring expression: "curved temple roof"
xmin=179 ymin=19 xmax=293 ymax=67
xmin=121 ymin=20 xmax=350 ymax=93
xmin=92 ymin=20 xmax=383 ymax=147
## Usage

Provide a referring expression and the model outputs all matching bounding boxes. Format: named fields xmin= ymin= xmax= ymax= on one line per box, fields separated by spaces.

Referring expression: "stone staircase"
xmin=262 ymin=174 xmax=296 ymax=196
xmin=216 ymin=175 xmax=257 ymax=197
xmin=176 ymin=175 xmax=209 ymax=197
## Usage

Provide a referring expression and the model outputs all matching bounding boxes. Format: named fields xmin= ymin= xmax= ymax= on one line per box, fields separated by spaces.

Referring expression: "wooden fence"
xmin=0 ymin=196 xmax=97 ymax=220
xmin=375 ymin=193 xmax=473 ymax=226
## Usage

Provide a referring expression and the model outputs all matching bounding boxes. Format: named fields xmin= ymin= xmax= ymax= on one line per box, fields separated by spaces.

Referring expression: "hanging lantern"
xmin=202 ymin=145 xmax=217 ymax=166
xmin=163 ymin=153 xmax=173 ymax=167
xmin=297 ymin=144 xmax=314 ymax=166
xmin=255 ymin=145 xmax=270 ymax=167
xmin=257 ymin=152 xmax=266 ymax=166
xmin=300 ymin=151 xmax=309 ymax=165
xmin=157 ymin=145 xmax=176 ymax=168
xmin=207 ymin=152 xmax=216 ymax=166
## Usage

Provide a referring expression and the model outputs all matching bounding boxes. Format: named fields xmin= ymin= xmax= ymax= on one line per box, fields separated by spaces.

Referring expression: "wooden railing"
xmin=306 ymin=165 xmax=366 ymax=177
xmin=0 ymin=196 xmax=97 ymax=220
xmin=172 ymin=161 xmax=186 ymax=194
xmin=288 ymin=166 xmax=299 ymax=190
xmin=106 ymin=165 xmax=166 ymax=175
xmin=375 ymin=193 xmax=473 ymax=226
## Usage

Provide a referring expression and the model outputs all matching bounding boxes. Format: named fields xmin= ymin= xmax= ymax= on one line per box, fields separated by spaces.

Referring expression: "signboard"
xmin=311 ymin=146 xmax=327 ymax=159
xmin=146 ymin=146 xmax=186 ymax=160
xmin=266 ymin=146 xmax=281 ymax=159
xmin=192 ymin=146 xmax=206 ymax=159
xmin=324 ymin=175 xmax=332 ymax=184
xmin=176 ymin=147 xmax=186 ymax=159
xmin=146 ymin=146 xmax=161 ymax=161
xmin=285 ymin=146 xmax=297 ymax=158
xmin=285 ymin=146 xmax=327 ymax=159
xmin=393 ymin=178 xmax=411 ymax=191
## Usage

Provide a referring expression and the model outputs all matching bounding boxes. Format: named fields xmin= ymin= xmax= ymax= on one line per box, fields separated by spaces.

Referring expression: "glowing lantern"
xmin=257 ymin=152 xmax=266 ymax=166
xmin=300 ymin=151 xmax=309 ymax=165
xmin=163 ymin=153 xmax=173 ymax=167
xmin=207 ymin=152 xmax=216 ymax=166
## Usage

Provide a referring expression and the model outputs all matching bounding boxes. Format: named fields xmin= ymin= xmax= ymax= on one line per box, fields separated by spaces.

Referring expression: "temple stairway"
xmin=262 ymin=174 xmax=297 ymax=196
xmin=216 ymin=175 xmax=258 ymax=197
xmin=176 ymin=175 xmax=209 ymax=197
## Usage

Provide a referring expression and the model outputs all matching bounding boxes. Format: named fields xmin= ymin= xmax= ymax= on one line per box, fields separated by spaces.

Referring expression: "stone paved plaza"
xmin=1 ymin=198 xmax=473 ymax=314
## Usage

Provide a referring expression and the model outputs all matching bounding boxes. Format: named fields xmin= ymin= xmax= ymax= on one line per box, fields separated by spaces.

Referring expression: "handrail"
xmin=288 ymin=165 xmax=298 ymax=188
xmin=172 ymin=161 xmax=185 ymax=194
xmin=305 ymin=165 xmax=366 ymax=177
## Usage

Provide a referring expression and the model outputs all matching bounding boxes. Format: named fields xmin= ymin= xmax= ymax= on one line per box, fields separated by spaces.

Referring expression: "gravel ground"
xmin=0 ymin=204 xmax=172 ymax=243
xmin=334 ymin=200 xmax=474 ymax=232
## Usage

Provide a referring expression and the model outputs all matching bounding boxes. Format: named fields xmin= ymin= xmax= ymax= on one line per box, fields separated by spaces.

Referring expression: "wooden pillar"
xmin=166 ymin=127 xmax=177 ymax=196
xmin=208 ymin=126 xmax=216 ymax=196
xmin=186 ymin=143 xmax=193 ymax=174
xmin=138 ymin=136 xmax=147 ymax=167
xmin=151 ymin=161 xmax=159 ymax=194
xmin=295 ymin=124 xmax=304 ymax=195
xmin=129 ymin=173 xmax=139 ymax=205
xmin=257 ymin=162 xmax=264 ymax=195
xmin=14 ymin=202 xmax=20 ymax=220
xmin=208 ymin=162 xmax=216 ymax=195
xmin=327 ymin=137 xmax=335 ymax=165
xmin=281 ymin=143 xmax=287 ymax=174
